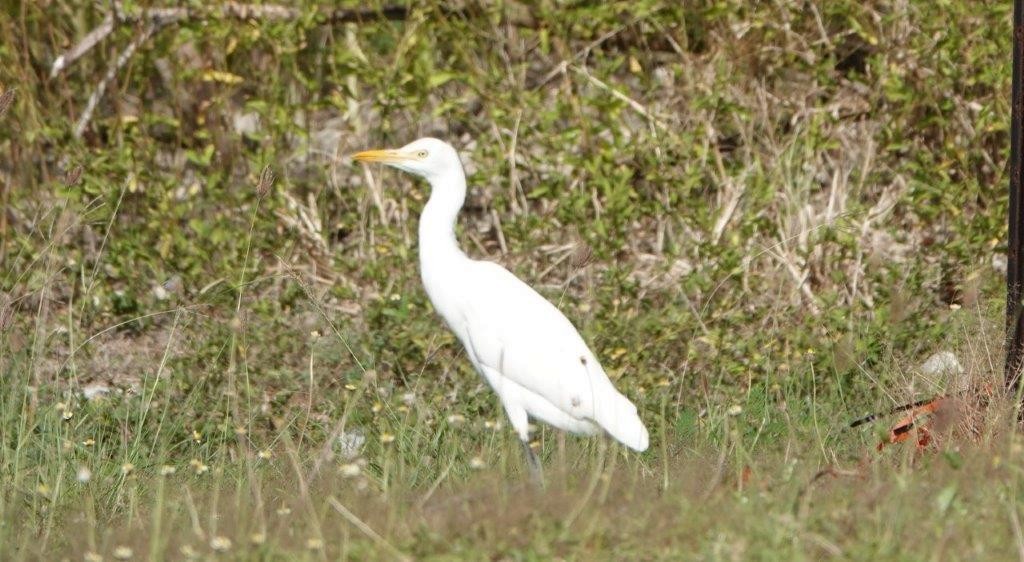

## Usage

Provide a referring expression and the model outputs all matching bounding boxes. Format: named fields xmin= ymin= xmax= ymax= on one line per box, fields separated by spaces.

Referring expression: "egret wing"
xmin=458 ymin=261 xmax=616 ymax=421
xmin=457 ymin=261 xmax=649 ymax=451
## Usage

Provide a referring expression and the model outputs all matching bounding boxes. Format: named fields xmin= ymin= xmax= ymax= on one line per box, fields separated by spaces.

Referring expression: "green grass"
xmin=0 ymin=0 xmax=1021 ymax=559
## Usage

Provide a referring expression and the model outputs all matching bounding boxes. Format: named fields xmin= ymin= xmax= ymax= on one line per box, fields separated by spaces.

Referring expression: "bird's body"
xmin=354 ymin=138 xmax=649 ymax=473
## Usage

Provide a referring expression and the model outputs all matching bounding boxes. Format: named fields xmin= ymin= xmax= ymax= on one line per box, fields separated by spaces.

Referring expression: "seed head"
xmin=64 ymin=164 xmax=83 ymax=187
xmin=0 ymin=88 xmax=14 ymax=119
xmin=571 ymin=242 xmax=594 ymax=269
xmin=256 ymin=165 xmax=275 ymax=198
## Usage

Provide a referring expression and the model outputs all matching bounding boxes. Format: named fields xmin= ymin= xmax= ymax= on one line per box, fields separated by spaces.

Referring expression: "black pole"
xmin=1007 ymin=0 xmax=1024 ymax=392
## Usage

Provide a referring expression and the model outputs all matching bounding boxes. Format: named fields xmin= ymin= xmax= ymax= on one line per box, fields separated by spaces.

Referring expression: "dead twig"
xmin=50 ymin=14 xmax=115 ymax=78
xmin=73 ymin=23 xmax=158 ymax=138
xmin=848 ymin=396 xmax=943 ymax=429
xmin=793 ymin=465 xmax=861 ymax=518
xmin=327 ymin=497 xmax=411 ymax=562
xmin=571 ymin=65 xmax=671 ymax=133
xmin=531 ymin=15 xmax=646 ymax=90
xmin=51 ymin=4 xmax=433 ymax=79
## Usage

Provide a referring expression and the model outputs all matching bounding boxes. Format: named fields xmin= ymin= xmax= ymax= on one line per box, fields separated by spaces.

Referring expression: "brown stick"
xmin=50 ymin=4 xmax=418 ymax=79
xmin=0 ymin=88 xmax=14 ymax=263
xmin=848 ymin=395 xmax=945 ymax=429
xmin=73 ymin=23 xmax=158 ymax=138
xmin=50 ymin=14 xmax=115 ymax=78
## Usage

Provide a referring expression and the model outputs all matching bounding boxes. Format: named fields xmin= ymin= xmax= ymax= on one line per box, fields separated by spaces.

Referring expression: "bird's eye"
xmin=416 ymin=150 xmax=428 ymax=158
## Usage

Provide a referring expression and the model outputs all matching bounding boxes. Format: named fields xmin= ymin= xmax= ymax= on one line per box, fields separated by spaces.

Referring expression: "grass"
xmin=0 ymin=0 xmax=1021 ymax=559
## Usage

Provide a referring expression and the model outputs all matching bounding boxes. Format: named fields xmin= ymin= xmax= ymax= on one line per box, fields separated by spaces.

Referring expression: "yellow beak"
xmin=352 ymin=149 xmax=410 ymax=164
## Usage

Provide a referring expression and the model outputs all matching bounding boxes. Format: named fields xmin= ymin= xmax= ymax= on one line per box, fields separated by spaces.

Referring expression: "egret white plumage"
xmin=353 ymin=138 xmax=649 ymax=478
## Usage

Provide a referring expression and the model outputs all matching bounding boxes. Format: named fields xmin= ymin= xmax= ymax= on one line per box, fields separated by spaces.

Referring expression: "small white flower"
xmin=152 ymin=284 xmax=169 ymax=300
xmin=337 ymin=430 xmax=365 ymax=460
xmin=446 ymin=414 xmax=465 ymax=425
xmin=76 ymin=466 xmax=92 ymax=483
xmin=112 ymin=546 xmax=133 ymax=560
xmin=189 ymin=459 xmax=209 ymax=475
xmin=726 ymin=405 xmax=743 ymax=417
xmin=210 ymin=536 xmax=232 ymax=552
xmin=82 ymin=383 xmax=111 ymax=401
xmin=469 ymin=456 xmax=486 ymax=470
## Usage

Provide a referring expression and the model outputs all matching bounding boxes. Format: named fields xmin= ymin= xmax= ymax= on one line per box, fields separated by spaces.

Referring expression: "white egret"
xmin=354 ymin=138 xmax=649 ymax=479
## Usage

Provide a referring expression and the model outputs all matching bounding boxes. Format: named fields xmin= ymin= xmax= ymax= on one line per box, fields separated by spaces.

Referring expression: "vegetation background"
xmin=0 ymin=0 xmax=1019 ymax=559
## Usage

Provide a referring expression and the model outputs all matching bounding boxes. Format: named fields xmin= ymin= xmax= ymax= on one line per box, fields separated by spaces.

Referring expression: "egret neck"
xmin=417 ymin=165 xmax=468 ymax=276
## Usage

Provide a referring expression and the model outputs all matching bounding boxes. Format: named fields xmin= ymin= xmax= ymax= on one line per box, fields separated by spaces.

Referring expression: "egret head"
xmin=352 ymin=137 xmax=462 ymax=181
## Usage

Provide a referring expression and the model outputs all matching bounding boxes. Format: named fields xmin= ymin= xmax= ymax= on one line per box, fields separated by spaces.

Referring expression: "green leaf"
xmin=427 ymin=72 xmax=459 ymax=88
xmin=935 ymin=485 xmax=958 ymax=515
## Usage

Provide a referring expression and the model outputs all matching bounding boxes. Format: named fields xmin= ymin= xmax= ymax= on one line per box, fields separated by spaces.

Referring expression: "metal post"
xmin=1007 ymin=0 xmax=1024 ymax=391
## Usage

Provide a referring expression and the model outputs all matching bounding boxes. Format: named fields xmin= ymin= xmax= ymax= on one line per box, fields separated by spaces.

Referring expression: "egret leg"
xmin=520 ymin=439 xmax=544 ymax=487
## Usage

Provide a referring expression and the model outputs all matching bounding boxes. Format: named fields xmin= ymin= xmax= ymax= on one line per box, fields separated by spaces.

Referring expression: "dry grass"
xmin=0 ymin=0 xmax=1020 ymax=559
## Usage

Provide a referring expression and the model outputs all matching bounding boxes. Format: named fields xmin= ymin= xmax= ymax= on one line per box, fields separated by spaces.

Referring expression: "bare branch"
xmin=51 ymin=4 xmax=417 ymax=78
xmin=50 ymin=14 xmax=115 ymax=78
xmin=327 ymin=497 xmax=411 ymax=562
xmin=571 ymin=65 xmax=671 ymax=132
xmin=73 ymin=23 xmax=158 ymax=138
